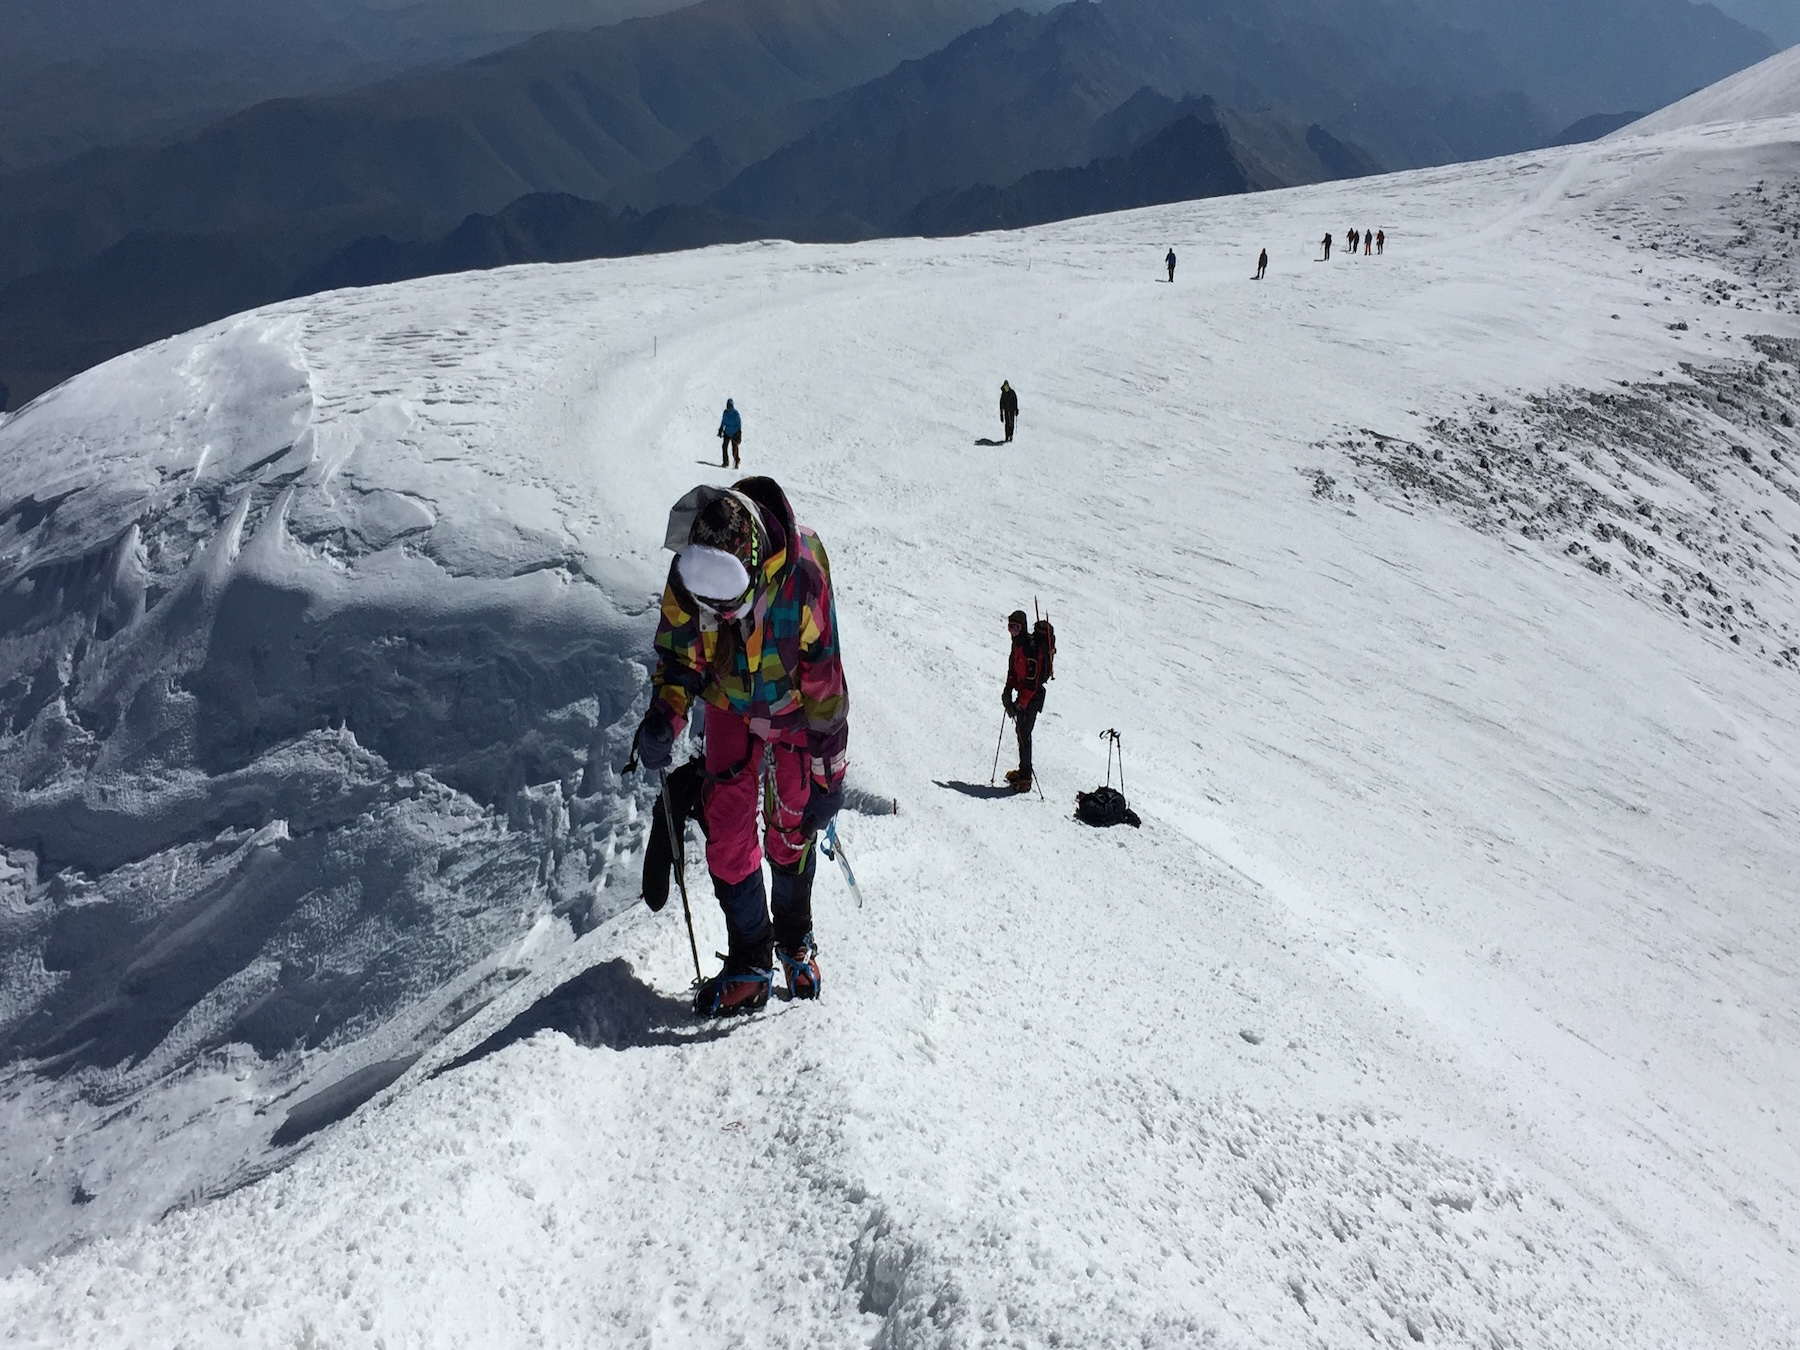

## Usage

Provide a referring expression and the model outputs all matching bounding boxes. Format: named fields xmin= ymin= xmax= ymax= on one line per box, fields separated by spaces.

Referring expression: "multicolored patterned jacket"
xmin=649 ymin=477 xmax=849 ymax=788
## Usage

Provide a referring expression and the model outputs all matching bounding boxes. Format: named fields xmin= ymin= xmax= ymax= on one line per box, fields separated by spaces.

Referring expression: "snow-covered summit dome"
xmin=1619 ymin=43 xmax=1800 ymax=135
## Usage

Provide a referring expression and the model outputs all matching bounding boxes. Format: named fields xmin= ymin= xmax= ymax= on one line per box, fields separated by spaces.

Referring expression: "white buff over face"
xmin=677 ymin=544 xmax=750 ymax=605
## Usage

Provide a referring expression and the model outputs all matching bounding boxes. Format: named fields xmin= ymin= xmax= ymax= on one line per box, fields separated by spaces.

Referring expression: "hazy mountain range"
xmin=1712 ymin=0 xmax=1800 ymax=47
xmin=905 ymin=96 xmax=1382 ymax=238
xmin=0 ymin=0 xmax=1777 ymax=411
xmin=0 ymin=0 xmax=702 ymax=171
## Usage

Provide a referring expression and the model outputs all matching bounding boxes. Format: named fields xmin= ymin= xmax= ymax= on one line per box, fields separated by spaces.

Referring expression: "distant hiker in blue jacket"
xmin=1165 ymin=248 xmax=1177 ymax=282
xmin=718 ymin=399 xmax=742 ymax=468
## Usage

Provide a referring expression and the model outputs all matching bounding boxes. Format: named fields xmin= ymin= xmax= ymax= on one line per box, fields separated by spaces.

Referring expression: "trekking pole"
xmin=1100 ymin=728 xmax=1124 ymax=794
xmin=625 ymin=730 xmax=704 ymax=985
xmin=990 ymin=711 xmax=1008 ymax=785
xmin=660 ymin=774 xmax=705 ymax=986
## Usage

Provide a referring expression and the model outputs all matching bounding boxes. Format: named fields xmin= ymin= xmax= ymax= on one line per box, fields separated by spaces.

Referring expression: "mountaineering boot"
xmin=694 ymin=958 xmax=773 ymax=1017
xmin=777 ymin=933 xmax=821 ymax=1000
xmin=1005 ymin=769 xmax=1032 ymax=793
xmin=696 ymin=870 xmax=774 ymax=1016
xmin=769 ymin=848 xmax=820 ymax=999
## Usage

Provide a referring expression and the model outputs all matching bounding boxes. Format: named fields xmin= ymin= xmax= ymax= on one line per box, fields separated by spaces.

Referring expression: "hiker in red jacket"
xmin=1003 ymin=609 xmax=1049 ymax=792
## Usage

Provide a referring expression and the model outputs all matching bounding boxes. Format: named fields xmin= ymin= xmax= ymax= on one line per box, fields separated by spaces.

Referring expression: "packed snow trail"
xmin=3 ymin=113 xmax=1800 ymax=1345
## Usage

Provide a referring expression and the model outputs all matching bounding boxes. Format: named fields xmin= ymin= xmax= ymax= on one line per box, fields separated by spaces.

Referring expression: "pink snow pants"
xmin=704 ymin=709 xmax=811 ymax=886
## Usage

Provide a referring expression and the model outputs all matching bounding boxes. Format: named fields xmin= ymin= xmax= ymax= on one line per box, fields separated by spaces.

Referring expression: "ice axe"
xmin=822 ymin=820 xmax=865 ymax=908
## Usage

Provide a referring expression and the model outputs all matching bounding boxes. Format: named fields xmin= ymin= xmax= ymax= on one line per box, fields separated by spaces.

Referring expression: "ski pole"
xmin=660 ymin=773 xmax=705 ymax=985
xmin=990 ymin=711 xmax=1008 ymax=785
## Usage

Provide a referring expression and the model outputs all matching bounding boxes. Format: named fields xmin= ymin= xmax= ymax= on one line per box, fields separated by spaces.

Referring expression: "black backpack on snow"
xmin=1075 ymin=729 xmax=1138 ymax=828
xmin=1075 ymin=786 xmax=1139 ymax=829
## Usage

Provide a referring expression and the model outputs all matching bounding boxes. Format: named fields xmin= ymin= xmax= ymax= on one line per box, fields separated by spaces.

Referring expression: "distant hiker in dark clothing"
xmin=718 ymin=399 xmax=742 ymax=468
xmin=1364 ymin=229 xmax=1373 ymax=256
xmin=1003 ymin=609 xmax=1053 ymax=793
xmin=1348 ymin=228 xmax=1360 ymax=256
xmin=999 ymin=381 xmax=1019 ymax=443
xmin=1166 ymin=248 xmax=1177 ymax=282
xmin=1376 ymin=229 xmax=1386 ymax=255
xmin=1322 ymin=233 xmax=1333 ymax=261
xmin=1255 ymin=248 xmax=1269 ymax=280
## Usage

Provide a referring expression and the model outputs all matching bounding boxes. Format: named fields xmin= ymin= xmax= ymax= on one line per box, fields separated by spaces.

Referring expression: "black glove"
xmin=802 ymin=781 xmax=845 ymax=835
xmin=1003 ymin=690 xmax=1018 ymax=717
xmin=636 ymin=718 xmax=675 ymax=774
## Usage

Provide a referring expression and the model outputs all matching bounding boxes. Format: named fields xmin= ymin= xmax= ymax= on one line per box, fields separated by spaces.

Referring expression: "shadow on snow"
xmin=934 ymin=779 xmax=1018 ymax=800
xmin=438 ymin=958 xmax=727 ymax=1077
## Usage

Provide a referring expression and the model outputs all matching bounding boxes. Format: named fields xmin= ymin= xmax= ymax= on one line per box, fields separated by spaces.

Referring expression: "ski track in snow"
xmin=2 ymin=115 xmax=1800 ymax=1346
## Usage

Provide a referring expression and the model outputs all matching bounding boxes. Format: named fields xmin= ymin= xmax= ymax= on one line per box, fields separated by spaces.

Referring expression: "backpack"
xmin=1075 ymin=786 xmax=1140 ymax=829
xmin=1024 ymin=619 xmax=1055 ymax=687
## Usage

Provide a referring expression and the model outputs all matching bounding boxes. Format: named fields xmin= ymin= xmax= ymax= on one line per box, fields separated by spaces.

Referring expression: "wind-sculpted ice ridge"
xmin=0 ymin=314 xmax=660 ymax=1267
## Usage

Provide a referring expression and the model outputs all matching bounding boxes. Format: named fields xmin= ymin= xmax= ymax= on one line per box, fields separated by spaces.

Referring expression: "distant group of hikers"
xmin=1163 ymin=231 xmax=1386 ymax=280
xmin=1321 ymin=227 xmax=1384 ymax=260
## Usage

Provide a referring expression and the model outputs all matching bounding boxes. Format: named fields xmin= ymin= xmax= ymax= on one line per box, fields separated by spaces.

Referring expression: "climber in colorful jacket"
xmin=634 ymin=476 xmax=849 ymax=1016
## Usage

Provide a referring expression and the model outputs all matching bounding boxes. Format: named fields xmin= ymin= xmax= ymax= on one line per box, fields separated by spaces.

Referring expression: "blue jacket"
xmin=719 ymin=406 xmax=742 ymax=438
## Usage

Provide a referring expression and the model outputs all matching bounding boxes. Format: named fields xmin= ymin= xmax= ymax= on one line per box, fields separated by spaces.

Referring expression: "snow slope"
xmin=2 ymin=109 xmax=1800 ymax=1347
xmin=1622 ymin=43 xmax=1800 ymax=134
